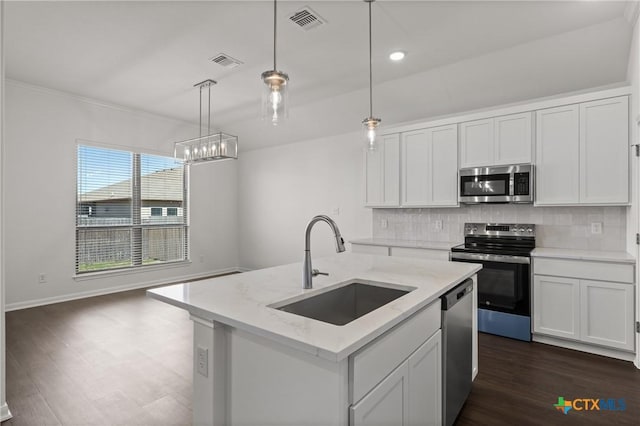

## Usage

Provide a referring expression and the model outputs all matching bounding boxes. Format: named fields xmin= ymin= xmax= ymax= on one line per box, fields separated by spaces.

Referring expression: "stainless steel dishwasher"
xmin=441 ymin=278 xmax=473 ymax=426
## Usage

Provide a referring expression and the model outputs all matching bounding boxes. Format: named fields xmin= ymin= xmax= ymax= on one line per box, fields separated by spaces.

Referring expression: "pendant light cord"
xmin=368 ymin=0 xmax=373 ymax=118
xmin=273 ymin=0 xmax=277 ymax=70
xmin=208 ymin=83 xmax=211 ymax=135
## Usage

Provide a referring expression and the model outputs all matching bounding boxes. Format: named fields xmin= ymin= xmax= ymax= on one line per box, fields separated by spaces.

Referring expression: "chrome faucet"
xmin=303 ymin=215 xmax=346 ymax=289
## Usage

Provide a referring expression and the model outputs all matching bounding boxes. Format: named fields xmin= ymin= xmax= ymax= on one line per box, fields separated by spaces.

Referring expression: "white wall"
xmin=0 ymin=0 xmax=9 ymax=421
xmin=238 ymin=132 xmax=372 ymax=270
xmin=3 ymin=81 xmax=239 ymax=309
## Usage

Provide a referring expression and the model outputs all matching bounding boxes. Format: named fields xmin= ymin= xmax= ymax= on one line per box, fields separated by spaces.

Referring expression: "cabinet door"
xmin=351 ymin=361 xmax=409 ymax=426
xmin=533 ymin=275 xmax=580 ymax=340
xmin=494 ymin=112 xmax=532 ymax=165
xmin=579 ymin=96 xmax=629 ymax=204
xmin=429 ymin=125 xmax=458 ymax=206
xmin=459 ymin=118 xmax=494 ymax=168
xmin=407 ymin=331 xmax=442 ymax=426
xmin=535 ymin=105 xmax=580 ymax=205
xmin=580 ymin=280 xmax=634 ymax=351
xmin=365 ymin=134 xmax=400 ymax=207
xmin=402 ymin=129 xmax=430 ymax=206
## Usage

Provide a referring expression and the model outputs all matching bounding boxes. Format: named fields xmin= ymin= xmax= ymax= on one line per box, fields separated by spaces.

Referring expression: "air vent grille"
xmin=289 ymin=7 xmax=326 ymax=30
xmin=210 ymin=53 xmax=243 ymax=68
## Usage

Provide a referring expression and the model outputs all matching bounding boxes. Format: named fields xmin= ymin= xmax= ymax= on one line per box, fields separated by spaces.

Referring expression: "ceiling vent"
xmin=288 ymin=7 xmax=326 ymax=31
xmin=210 ymin=53 xmax=243 ymax=69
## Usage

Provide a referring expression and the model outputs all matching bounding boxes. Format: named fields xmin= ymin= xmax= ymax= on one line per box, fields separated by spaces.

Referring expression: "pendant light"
xmin=261 ymin=0 xmax=289 ymax=125
xmin=363 ymin=0 xmax=381 ymax=151
xmin=174 ymin=79 xmax=238 ymax=164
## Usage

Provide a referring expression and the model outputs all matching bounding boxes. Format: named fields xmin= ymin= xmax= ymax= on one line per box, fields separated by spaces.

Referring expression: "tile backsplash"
xmin=372 ymin=205 xmax=628 ymax=251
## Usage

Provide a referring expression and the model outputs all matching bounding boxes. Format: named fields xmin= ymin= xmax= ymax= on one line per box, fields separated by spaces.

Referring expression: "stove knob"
xmin=472 ymin=226 xmax=477 ymax=232
xmin=527 ymin=228 xmax=533 ymax=233
xmin=519 ymin=228 xmax=525 ymax=232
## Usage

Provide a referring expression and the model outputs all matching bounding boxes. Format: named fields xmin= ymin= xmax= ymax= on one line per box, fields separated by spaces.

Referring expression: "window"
xmin=76 ymin=145 xmax=188 ymax=273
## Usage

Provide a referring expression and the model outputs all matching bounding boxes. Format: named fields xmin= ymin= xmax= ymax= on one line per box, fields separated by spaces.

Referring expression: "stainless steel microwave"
xmin=459 ymin=164 xmax=533 ymax=204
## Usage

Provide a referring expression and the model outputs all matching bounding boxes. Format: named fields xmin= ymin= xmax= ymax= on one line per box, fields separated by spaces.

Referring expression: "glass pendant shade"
xmin=362 ymin=117 xmax=381 ymax=151
xmin=261 ymin=70 xmax=289 ymax=125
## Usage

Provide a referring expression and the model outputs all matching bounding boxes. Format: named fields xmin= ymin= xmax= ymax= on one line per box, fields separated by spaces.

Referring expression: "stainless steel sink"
xmin=274 ymin=282 xmax=414 ymax=326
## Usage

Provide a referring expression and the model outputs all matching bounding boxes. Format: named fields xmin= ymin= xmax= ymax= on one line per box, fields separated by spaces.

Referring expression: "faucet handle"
xmin=312 ymin=269 xmax=329 ymax=277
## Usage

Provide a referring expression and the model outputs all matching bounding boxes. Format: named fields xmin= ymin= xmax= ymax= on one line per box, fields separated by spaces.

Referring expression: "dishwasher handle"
xmin=441 ymin=278 xmax=473 ymax=310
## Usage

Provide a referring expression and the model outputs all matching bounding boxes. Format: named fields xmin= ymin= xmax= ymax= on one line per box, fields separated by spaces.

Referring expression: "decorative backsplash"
xmin=372 ymin=205 xmax=627 ymax=251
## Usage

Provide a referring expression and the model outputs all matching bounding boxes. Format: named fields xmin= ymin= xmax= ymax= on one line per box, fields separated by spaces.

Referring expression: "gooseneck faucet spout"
xmin=303 ymin=215 xmax=346 ymax=289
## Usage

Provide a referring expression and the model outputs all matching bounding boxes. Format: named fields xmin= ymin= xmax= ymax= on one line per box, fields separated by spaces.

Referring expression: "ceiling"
xmin=5 ymin=1 xmax=635 ymax=151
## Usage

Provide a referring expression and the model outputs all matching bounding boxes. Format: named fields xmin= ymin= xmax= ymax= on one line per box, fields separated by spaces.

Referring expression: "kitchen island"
xmin=148 ymin=253 xmax=480 ymax=426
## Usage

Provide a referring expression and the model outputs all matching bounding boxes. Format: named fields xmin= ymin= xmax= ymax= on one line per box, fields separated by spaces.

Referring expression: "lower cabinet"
xmin=533 ymin=276 xmax=581 ymax=340
xmin=533 ymin=258 xmax=635 ymax=353
xmin=350 ymin=330 xmax=442 ymax=426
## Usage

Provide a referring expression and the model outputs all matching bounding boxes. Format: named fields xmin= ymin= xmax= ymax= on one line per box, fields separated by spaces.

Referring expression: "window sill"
xmin=73 ymin=260 xmax=192 ymax=281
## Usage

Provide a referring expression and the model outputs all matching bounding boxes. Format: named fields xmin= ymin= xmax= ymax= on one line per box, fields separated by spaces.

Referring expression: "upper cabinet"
xmin=365 ymin=134 xmax=400 ymax=207
xmin=401 ymin=125 xmax=458 ymax=207
xmin=460 ymin=112 xmax=532 ymax=168
xmin=536 ymin=96 xmax=629 ymax=206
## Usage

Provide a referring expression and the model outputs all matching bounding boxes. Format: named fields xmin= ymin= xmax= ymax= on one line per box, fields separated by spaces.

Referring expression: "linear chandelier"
xmin=174 ymin=79 xmax=238 ymax=164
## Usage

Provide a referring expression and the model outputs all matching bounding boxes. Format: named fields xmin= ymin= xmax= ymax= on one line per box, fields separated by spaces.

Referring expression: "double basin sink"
xmin=271 ymin=282 xmax=415 ymax=326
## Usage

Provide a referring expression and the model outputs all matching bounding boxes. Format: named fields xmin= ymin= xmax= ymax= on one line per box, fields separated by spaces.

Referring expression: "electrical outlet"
xmin=590 ymin=222 xmax=603 ymax=235
xmin=381 ymin=219 xmax=388 ymax=229
xmin=199 ymin=255 xmax=204 ymax=263
xmin=434 ymin=220 xmax=443 ymax=231
xmin=332 ymin=207 xmax=341 ymax=216
xmin=197 ymin=346 xmax=208 ymax=377
xmin=38 ymin=273 xmax=47 ymax=284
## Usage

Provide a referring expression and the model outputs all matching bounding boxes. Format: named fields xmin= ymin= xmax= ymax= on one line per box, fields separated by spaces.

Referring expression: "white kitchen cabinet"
xmin=579 ymin=96 xmax=629 ymax=204
xmin=365 ymin=134 xmax=400 ymax=207
xmin=401 ymin=125 xmax=458 ymax=207
xmin=459 ymin=118 xmax=493 ymax=167
xmin=533 ymin=257 xmax=635 ymax=354
xmin=351 ymin=360 xmax=408 ymax=426
xmin=580 ymin=280 xmax=634 ymax=351
xmin=350 ymin=330 xmax=442 ymax=426
xmin=535 ymin=96 xmax=629 ymax=206
xmin=535 ymin=104 xmax=580 ymax=205
xmin=533 ymin=275 xmax=581 ymax=340
xmin=494 ymin=113 xmax=533 ymax=165
xmin=459 ymin=113 xmax=531 ymax=168
xmin=407 ymin=331 xmax=442 ymax=426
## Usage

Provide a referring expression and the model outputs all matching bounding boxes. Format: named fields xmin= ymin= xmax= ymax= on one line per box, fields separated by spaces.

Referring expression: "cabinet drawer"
xmin=390 ymin=246 xmax=449 ymax=261
xmin=534 ymin=258 xmax=634 ymax=284
xmin=351 ymin=244 xmax=390 ymax=256
xmin=349 ymin=301 xmax=441 ymax=404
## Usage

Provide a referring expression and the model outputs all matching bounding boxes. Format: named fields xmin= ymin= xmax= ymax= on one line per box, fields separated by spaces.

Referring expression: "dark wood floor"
xmin=2 ymin=288 xmax=639 ymax=425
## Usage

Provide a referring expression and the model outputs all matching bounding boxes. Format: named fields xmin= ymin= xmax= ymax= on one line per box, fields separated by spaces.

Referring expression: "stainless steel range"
xmin=450 ymin=223 xmax=535 ymax=341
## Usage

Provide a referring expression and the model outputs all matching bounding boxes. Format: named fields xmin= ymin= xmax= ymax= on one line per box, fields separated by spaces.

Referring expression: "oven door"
xmin=449 ymin=252 xmax=530 ymax=316
xmin=459 ymin=172 xmax=511 ymax=203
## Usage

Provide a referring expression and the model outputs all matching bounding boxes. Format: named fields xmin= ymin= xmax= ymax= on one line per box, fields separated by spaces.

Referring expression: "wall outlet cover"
xmin=590 ymin=222 xmax=603 ymax=235
xmin=197 ymin=346 xmax=208 ymax=377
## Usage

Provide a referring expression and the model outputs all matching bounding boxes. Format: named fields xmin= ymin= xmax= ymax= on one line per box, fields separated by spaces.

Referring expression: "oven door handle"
xmin=450 ymin=252 xmax=530 ymax=264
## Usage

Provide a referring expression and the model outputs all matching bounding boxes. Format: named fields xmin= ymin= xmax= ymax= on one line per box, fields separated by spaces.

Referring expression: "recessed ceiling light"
xmin=389 ymin=51 xmax=406 ymax=61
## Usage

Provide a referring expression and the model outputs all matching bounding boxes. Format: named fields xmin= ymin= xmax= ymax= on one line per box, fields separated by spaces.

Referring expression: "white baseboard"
xmin=533 ymin=334 xmax=636 ymax=362
xmin=5 ymin=267 xmax=244 ymax=312
xmin=236 ymin=267 xmax=253 ymax=273
xmin=0 ymin=403 xmax=12 ymax=422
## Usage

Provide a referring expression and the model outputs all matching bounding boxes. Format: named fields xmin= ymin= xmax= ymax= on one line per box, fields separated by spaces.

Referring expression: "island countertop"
xmin=148 ymin=253 xmax=480 ymax=361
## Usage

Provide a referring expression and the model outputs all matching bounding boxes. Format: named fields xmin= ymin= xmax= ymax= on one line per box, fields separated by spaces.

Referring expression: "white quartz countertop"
xmin=350 ymin=238 xmax=460 ymax=251
xmin=148 ymin=253 xmax=480 ymax=362
xmin=531 ymin=247 xmax=635 ymax=264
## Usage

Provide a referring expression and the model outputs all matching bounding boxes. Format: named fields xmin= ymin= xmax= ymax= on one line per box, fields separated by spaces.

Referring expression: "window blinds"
xmin=76 ymin=145 xmax=187 ymax=273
